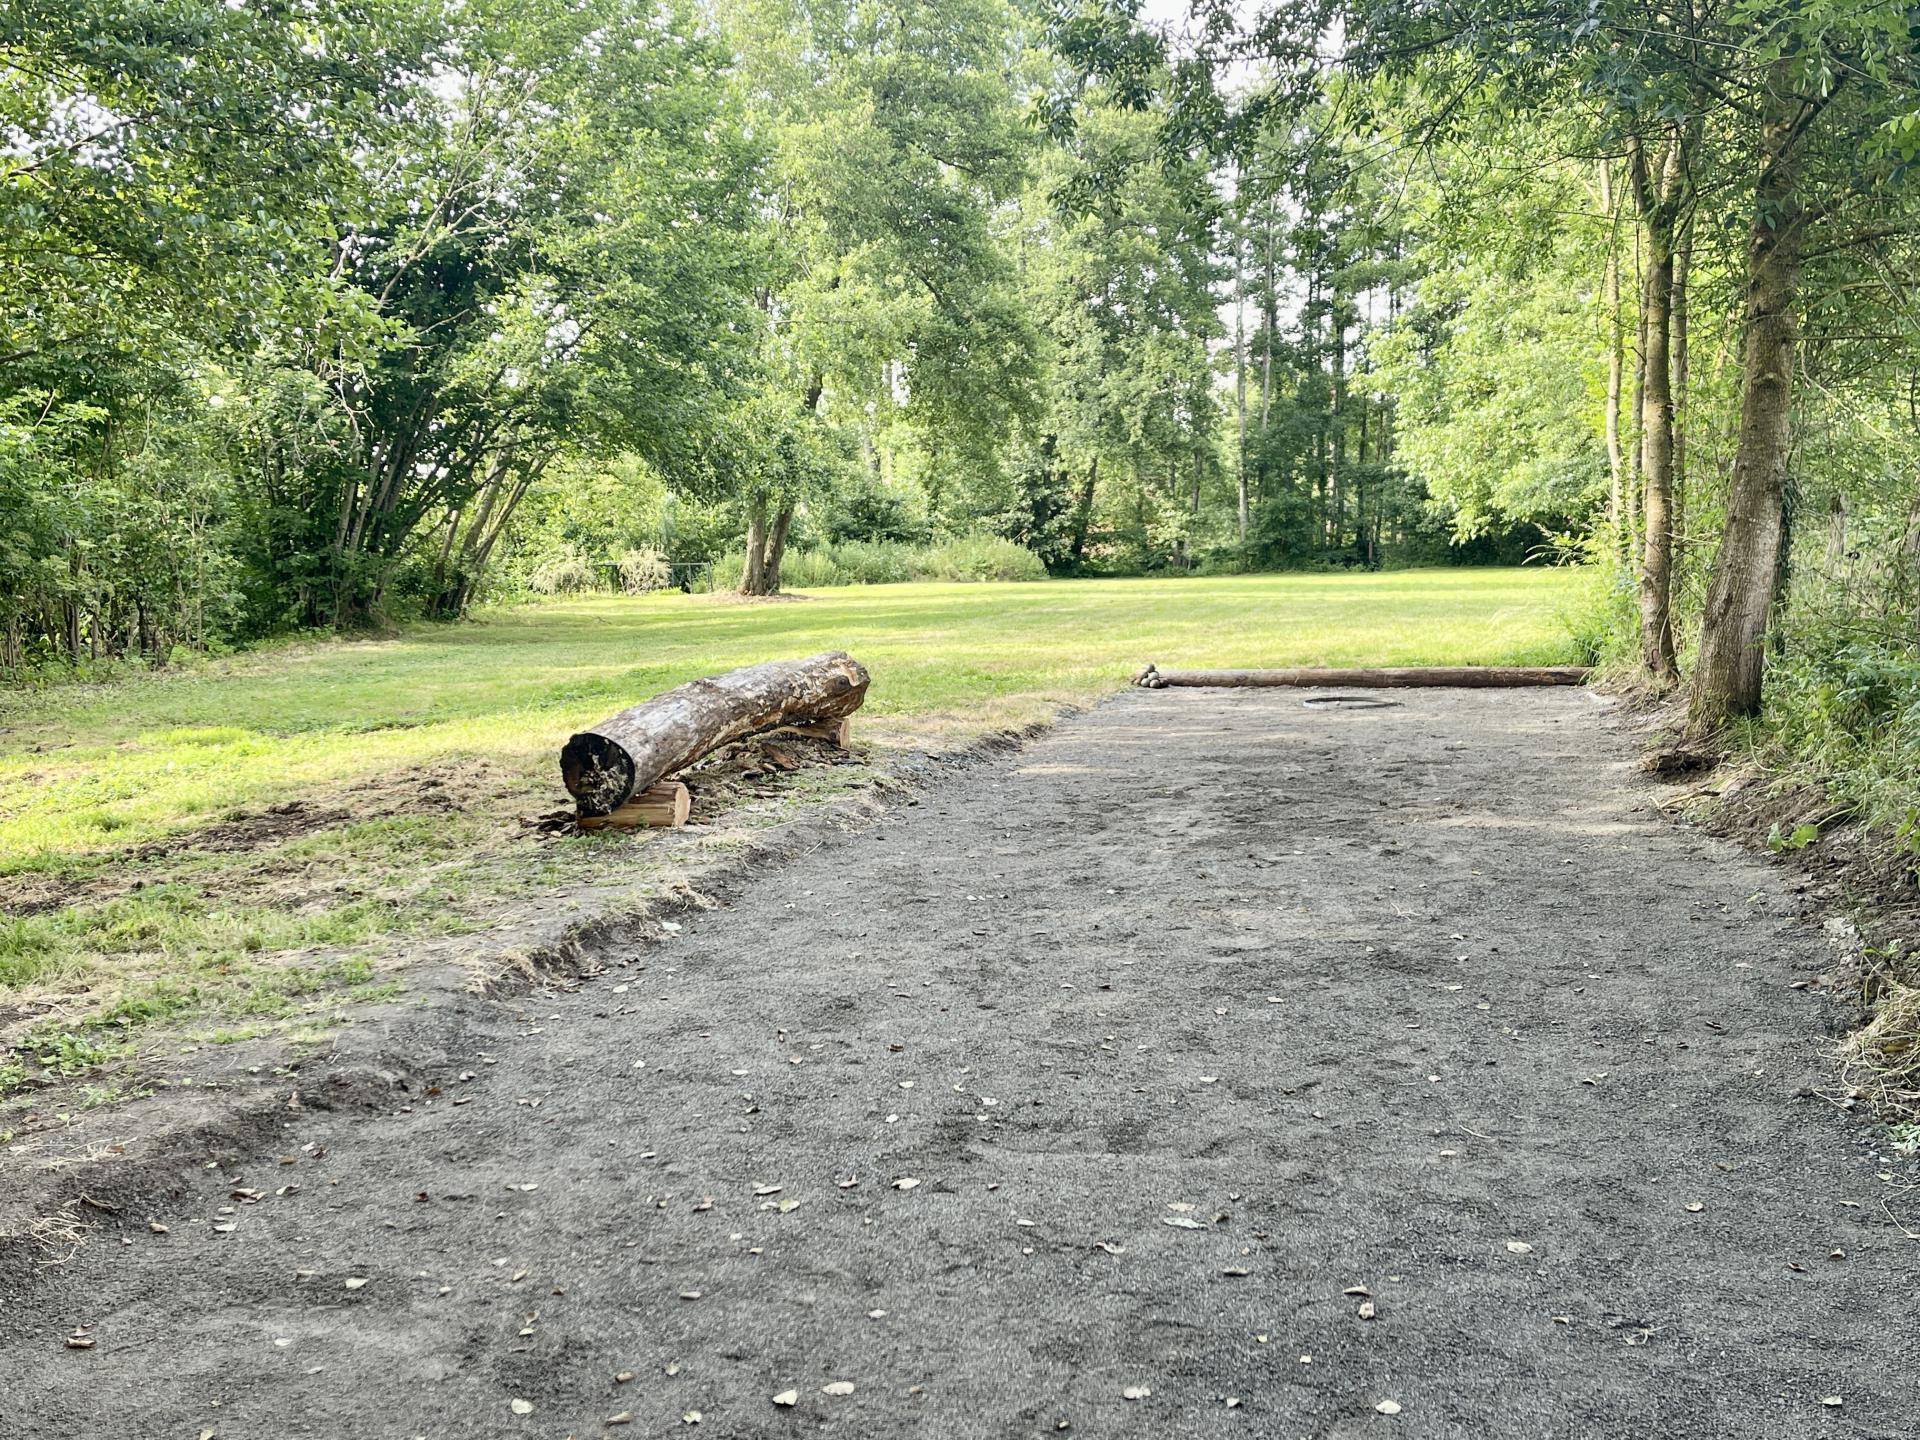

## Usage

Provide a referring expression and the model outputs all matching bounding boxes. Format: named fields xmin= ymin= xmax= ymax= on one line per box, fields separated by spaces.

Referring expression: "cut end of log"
xmin=577 ymin=781 xmax=691 ymax=831
xmin=562 ymin=731 xmax=637 ymax=818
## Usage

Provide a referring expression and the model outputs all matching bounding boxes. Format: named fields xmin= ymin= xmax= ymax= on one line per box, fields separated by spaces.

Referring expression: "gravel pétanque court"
xmin=6 ymin=687 xmax=1915 ymax=1439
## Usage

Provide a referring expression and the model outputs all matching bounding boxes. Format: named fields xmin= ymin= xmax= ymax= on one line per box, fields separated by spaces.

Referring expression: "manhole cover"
xmin=1301 ymin=694 xmax=1401 ymax=709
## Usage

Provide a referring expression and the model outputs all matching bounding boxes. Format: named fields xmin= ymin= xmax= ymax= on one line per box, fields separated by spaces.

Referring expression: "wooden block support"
xmin=773 ymin=715 xmax=852 ymax=747
xmin=577 ymin=781 xmax=691 ymax=831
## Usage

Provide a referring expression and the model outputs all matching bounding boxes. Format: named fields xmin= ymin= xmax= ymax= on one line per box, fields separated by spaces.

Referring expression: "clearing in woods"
xmin=0 ymin=568 xmax=1581 ymax=1072
xmin=3 ymin=684 xmax=1914 ymax=1437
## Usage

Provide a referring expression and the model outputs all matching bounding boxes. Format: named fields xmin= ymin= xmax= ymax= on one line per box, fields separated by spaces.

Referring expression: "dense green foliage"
xmin=9 ymin=0 xmax=1919 ymax=779
xmin=3 ymin=0 xmax=1579 ymax=677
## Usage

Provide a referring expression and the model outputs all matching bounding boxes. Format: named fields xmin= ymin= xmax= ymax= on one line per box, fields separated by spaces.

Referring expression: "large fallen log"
xmin=1133 ymin=662 xmax=1590 ymax=689
xmin=562 ymin=652 xmax=869 ymax=816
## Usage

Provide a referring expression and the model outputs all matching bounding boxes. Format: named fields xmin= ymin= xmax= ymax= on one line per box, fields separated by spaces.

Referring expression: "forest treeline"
xmin=4 ymin=0 xmax=1547 ymax=676
xmin=7 ymin=1 xmax=1920 ymax=754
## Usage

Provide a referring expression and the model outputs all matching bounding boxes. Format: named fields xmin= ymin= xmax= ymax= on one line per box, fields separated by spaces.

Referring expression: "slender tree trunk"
xmin=1690 ymin=85 xmax=1807 ymax=728
xmin=1627 ymin=128 xmax=1689 ymax=683
xmin=1637 ymin=231 xmax=1679 ymax=681
xmin=1329 ymin=309 xmax=1345 ymax=551
xmin=1628 ymin=230 xmax=1645 ymax=551
xmin=1633 ymin=214 xmax=1679 ymax=675
xmin=1068 ymin=458 xmax=1098 ymax=565
xmin=1235 ymin=215 xmax=1250 ymax=541
xmin=1671 ymin=214 xmax=1693 ymax=582
xmin=1599 ymin=162 xmax=1627 ymax=546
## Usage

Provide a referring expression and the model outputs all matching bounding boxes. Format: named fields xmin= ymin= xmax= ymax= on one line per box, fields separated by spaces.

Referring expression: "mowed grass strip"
xmin=0 ymin=569 xmax=1587 ymax=1085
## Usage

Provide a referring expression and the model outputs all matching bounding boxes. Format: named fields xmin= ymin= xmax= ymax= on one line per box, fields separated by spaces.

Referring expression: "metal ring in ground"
xmin=1301 ymin=694 xmax=1402 ymax=709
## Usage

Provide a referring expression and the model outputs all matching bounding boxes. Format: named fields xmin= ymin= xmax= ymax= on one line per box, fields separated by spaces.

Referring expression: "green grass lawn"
xmin=0 ymin=568 xmax=1587 ymax=1093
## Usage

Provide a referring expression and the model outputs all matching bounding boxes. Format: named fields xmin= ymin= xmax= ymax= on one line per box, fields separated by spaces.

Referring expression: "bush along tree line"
xmin=5 ymin=0 xmax=1570 ymax=677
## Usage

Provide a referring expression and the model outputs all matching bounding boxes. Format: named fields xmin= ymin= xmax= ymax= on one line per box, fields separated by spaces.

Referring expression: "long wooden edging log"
xmin=1133 ymin=662 xmax=1590 ymax=690
xmin=562 ymin=652 xmax=869 ymax=816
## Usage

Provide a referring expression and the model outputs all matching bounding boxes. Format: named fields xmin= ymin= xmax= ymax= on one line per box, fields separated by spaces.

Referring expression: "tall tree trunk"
xmin=1235 ymin=214 xmax=1250 ymax=541
xmin=742 ymin=501 xmax=769 ymax=595
xmin=1690 ymin=84 xmax=1807 ymax=728
xmin=1671 ymin=214 xmax=1693 ymax=582
xmin=1628 ymin=232 xmax=1645 ymax=551
xmin=1599 ymin=162 xmax=1627 ymax=548
xmin=1629 ymin=130 xmax=1683 ymax=684
xmin=1328 ymin=309 xmax=1345 ymax=551
xmin=1068 ymin=458 xmax=1098 ymax=565
xmin=763 ymin=502 xmax=795 ymax=591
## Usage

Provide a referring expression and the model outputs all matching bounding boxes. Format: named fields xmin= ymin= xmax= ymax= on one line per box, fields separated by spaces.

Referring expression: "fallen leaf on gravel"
xmin=665 ymin=1362 xmax=681 ymax=1376
xmin=1163 ymin=1216 xmax=1205 ymax=1230
xmin=821 ymin=1382 xmax=854 ymax=1396
xmin=615 ymin=1371 xmax=634 ymax=1384
xmin=1167 ymin=1202 xmax=1197 ymax=1212
xmin=148 ymin=1221 xmax=168 ymax=1234
xmin=507 ymin=1183 xmax=539 ymax=1193
xmin=1685 ymin=1202 xmax=1704 ymax=1214
xmin=777 ymin=1198 xmax=801 ymax=1213
xmin=1376 ymin=1400 xmax=1402 ymax=1415
xmin=867 ymin=1309 xmax=887 ymax=1318
xmin=1823 ymin=1397 xmax=1843 ymax=1407
xmin=1121 ymin=1386 xmax=1151 ymax=1401
xmin=1199 ymin=1077 xmax=1219 ymax=1085
xmin=1094 ymin=1242 xmax=1126 ymax=1255
xmin=682 ymin=1411 xmax=702 ymax=1424
xmin=64 ymin=1333 xmax=94 ymax=1350
xmin=679 ymin=1291 xmax=702 ymax=1300
xmin=773 ymin=1390 xmax=799 ymax=1406
xmin=211 ymin=1222 xmax=236 ymax=1234
xmin=1830 ymin=1248 xmax=1847 ymax=1260
xmin=273 ymin=1338 xmax=292 ymax=1348
xmin=892 ymin=1178 xmax=920 ymax=1190
xmin=1225 ymin=1397 xmax=1241 ymax=1408
xmin=607 ymin=1413 xmax=633 ymax=1426
xmin=344 ymin=1278 xmax=369 ymax=1289
xmin=1358 ymin=1301 xmax=1376 ymax=1320
xmin=753 ymin=1184 xmax=782 ymax=1196
xmin=1504 ymin=1241 xmax=1532 ymax=1255
xmin=510 ymin=1398 xmax=533 ymax=1415
xmin=1220 ymin=1267 xmax=1250 ymax=1277
xmin=1343 ymin=1285 xmax=1371 ymax=1297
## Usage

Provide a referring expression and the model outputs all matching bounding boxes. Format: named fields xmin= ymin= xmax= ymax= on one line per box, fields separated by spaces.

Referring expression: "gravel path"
xmin=5 ymin=687 xmax=1915 ymax=1439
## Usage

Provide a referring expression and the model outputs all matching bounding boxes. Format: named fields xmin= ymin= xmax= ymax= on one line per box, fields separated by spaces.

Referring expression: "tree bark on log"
xmin=562 ymin=652 xmax=869 ymax=816
xmin=1134 ymin=664 xmax=1590 ymax=689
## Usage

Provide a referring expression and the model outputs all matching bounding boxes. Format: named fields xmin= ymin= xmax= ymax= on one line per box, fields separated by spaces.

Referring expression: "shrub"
xmin=527 ymin=553 xmax=594 ymax=595
xmin=712 ymin=535 xmax=1046 ymax=589
xmin=616 ymin=547 xmax=672 ymax=593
